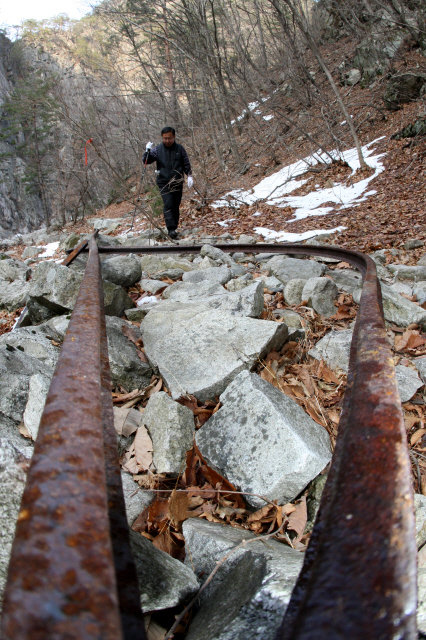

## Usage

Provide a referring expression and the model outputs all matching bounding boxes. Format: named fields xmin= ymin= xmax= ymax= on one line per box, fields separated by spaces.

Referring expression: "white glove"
xmin=146 ymin=142 xmax=154 ymax=151
xmin=187 ymin=176 xmax=194 ymax=188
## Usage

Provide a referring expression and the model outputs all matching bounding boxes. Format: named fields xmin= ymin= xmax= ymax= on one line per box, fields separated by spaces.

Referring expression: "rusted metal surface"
xmin=3 ymin=239 xmax=416 ymax=639
xmin=1 ymin=235 xmax=144 ymax=640
xmin=61 ymin=236 xmax=91 ymax=266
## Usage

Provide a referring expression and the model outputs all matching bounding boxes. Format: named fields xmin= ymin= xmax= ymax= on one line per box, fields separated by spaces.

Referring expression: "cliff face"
xmin=0 ymin=34 xmax=45 ymax=239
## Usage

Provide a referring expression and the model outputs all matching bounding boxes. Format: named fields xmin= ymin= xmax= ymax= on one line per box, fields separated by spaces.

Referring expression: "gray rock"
xmin=121 ymin=471 xmax=153 ymax=526
xmin=125 ymin=304 xmax=160 ymax=323
xmin=106 ymin=317 xmax=152 ymax=391
xmin=0 ymin=414 xmax=33 ymax=459
xmin=200 ymin=244 xmax=233 ymax=267
xmin=27 ymin=261 xmax=84 ymax=322
xmin=306 ymin=473 xmax=328 ymax=530
xmin=390 ymin=282 xmax=413 ymax=297
xmin=183 ymin=519 xmax=303 ymax=640
xmin=353 ymin=284 xmax=426 ymax=329
xmin=415 ymin=358 xmax=426 ymax=384
xmin=415 ymin=494 xmax=426 ymax=549
xmin=140 ymin=278 xmax=168 ymax=294
xmin=418 ymin=566 xmax=426 ymax=634
xmin=370 ymin=250 xmax=387 ymax=265
xmin=254 ymin=253 xmax=279 ymax=263
xmin=387 ymin=264 xmax=426 ymax=281
xmin=259 ymin=275 xmax=284 ymax=293
xmin=326 ymin=268 xmax=362 ymax=294
xmin=229 ymin=263 xmax=247 ymax=278
xmin=196 ymin=370 xmax=331 ymax=508
xmin=309 ymin=329 xmax=353 ymax=373
xmin=154 ymin=268 xmax=184 ymax=280
xmin=141 ymin=305 xmax=288 ymax=401
xmin=413 ymin=282 xmax=426 ymax=305
xmin=198 ymin=256 xmax=219 ymax=269
xmin=0 ymin=280 xmax=30 ymax=311
xmin=182 ymin=266 xmax=231 ymax=286
xmin=0 ymin=439 xmax=29 ymax=613
xmin=63 ymin=233 xmax=80 ymax=251
xmin=384 ymin=73 xmax=426 ymax=110
xmin=284 ymin=279 xmax=308 ymax=306
xmin=23 ymin=373 xmax=50 ymax=441
xmin=0 ymin=258 xmax=30 ymax=283
xmin=139 ymin=255 xmax=193 ymax=274
xmin=0 ymin=346 xmax=54 ymax=425
xmin=103 ymin=280 xmax=136 ymax=317
xmin=238 ymin=234 xmax=257 ymax=244
xmin=22 ymin=246 xmax=42 ymax=259
xmin=302 ymin=277 xmax=338 ymax=317
xmin=200 ymin=282 xmax=264 ymax=318
xmin=232 ymin=252 xmax=251 ymax=263
xmin=164 ymin=281 xmax=226 ymax=303
xmin=129 ymin=530 xmax=199 ymax=612
xmin=226 ymin=274 xmax=253 ymax=292
xmin=89 ymin=217 xmax=120 ymax=231
xmin=268 ymin=257 xmax=325 ymax=284
xmin=418 ymin=254 xmax=426 ymax=267
xmin=0 ymin=326 xmax=61 ymax=369
xmin=142 ymin=392 xmax=194 ymax=475
xmin=272 ymin=309 xmax=305 ymax=340
xmin=36 ymin=314 xmax=71 ymax=342
xmin=344 ymin=68 xmax=361 ymax=85
xmin=405 ymin=239 xmax=424 ymax=250
xmin=395 ymin=365 xmax=423 ymax=402
xmin=101 ymin=255 xmax=142 ymax=288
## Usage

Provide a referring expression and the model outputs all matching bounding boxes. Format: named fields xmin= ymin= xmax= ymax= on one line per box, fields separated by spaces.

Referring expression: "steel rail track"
xmin=1 ymin=239 xmax=417 ymax=639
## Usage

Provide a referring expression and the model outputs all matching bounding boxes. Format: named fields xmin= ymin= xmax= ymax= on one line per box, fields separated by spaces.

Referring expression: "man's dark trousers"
xmin=160 ymin=183 xmax=183 ymax=231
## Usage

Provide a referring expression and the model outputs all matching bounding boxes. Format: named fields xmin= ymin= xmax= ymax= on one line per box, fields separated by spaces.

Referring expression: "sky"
xmin=0 ymin=0 xmax=100 ymax=32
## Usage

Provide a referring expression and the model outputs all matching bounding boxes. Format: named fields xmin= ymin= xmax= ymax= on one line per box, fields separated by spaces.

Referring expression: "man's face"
xmin=162 ymin=132 xmax=175 ymax=147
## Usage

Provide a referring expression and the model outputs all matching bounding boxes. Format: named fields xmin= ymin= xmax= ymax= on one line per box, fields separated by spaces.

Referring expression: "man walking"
xmin=143 ymin=127 xmax=193 ymax=239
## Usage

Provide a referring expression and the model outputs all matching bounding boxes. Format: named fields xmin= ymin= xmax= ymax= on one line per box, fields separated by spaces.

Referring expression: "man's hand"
xmin=146 ymin=142 xmax=154 ymax=151
xmin=187 ymin=176 xmax=194 ymax=189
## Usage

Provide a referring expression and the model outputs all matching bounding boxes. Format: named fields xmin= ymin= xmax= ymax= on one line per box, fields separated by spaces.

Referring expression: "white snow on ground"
xmin=263 ymin=115 xmax=274 ymax=121
xmin=38 ymin=241 xmax=60 ymax=258
xmin=217 ymin=219 xmax=237 ymax=227
xmin=137 ymin=296 xmax=158 ymax=306
xmin=212 ymin=138 xmax=386 ymax=225
xmin=254 ymin=225 xmax=347 ymax=243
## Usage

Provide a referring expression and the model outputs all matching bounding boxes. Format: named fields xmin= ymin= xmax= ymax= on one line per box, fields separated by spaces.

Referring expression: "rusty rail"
xmin=2 ymin=240 xmax=417 ymax=639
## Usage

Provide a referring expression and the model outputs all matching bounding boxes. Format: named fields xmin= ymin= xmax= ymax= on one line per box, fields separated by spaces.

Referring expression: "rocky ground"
xmin=2 ymin=227 xmax=426 ymax=637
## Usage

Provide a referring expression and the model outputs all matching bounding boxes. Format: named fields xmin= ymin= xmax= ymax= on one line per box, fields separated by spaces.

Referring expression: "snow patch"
xmin=254 ymin=226 xmax=346 ymax=243
xmin=217 ymin=219 xmax=237 ymax=228
xmin=263 ymin=115 xmax=274 ymax=121
xmin=38 ymin=241 xmax=60 ymax=258
xmin=137 ymin=296 xmax=158 ymax=306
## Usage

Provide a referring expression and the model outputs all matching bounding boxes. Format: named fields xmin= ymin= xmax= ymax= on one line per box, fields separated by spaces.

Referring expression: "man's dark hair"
xmin=161 ymin=126 xmax=175 ymax=136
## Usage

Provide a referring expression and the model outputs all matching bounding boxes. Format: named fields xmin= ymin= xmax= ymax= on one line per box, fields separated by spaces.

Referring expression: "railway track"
xmin=0 ymin=235 xmax=417 ymax=639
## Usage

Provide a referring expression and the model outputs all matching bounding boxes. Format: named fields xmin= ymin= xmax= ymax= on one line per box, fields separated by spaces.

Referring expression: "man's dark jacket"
xmin=142 ymin=142 xmax=191 ymax=188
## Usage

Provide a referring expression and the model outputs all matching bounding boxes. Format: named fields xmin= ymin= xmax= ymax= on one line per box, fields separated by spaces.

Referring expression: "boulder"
xmin=129 ymin=530 xmax=199 ymax=612
xmin=27 ymin=261 xmax=84 ymax=322
xmin=101 ymin=255 xmax=142 ymax=288
xmin=140 ymin=278 xmax=168 ymax=294
xmin=415 ymin=494 xmax=426 ymax=549
xmin=141 ymin=305 xmax=288 ymax=401
xmin=23 ymin=373 xmax=51 ymax=440
xmin=353 ymin=284 xmax=426 ymax=329
xmin=36 ymin=314 xmax=71 ymax=342
xmin=89 ymin=217 xmax=120 ymax=231
xmin=139 ymin=255 xmax=193 ymax=274
xmin=0 ymin=280 xmax=30 ymax=311
xmin=384 ymin=73 xmax=426 ymax=110
xmin=0 ymin=440 xmax=29 ymax=612
xmin=63 ymin=233 xmax=80 ymax=251
xmin=226 ymin=273 xmax=253 ymax=292
xmin=237 ymin=234 xmax=257 ymax=244
xmin=405 ymin=239 xmax=424 ymax=250
xmin=0 ymin=346 xmax=53 ymax=426
xmin=0 ymin=258 xmax=30 ymax=282
xmin=198 ymin=256 xmax=219 ymax=269
xmin=268 ymin=257 xmax=325 ymax=284
xmin=200 ymin=244 xmax=234 ymax=267
xmin=0 ymin=326 xmax=61 ymax=369
xmin=103 ymin=280 xmax=136 ymax=317
xmin=302 ymin=277 xmax=338 ymax=317
xmin=343 ymin=68 xmax=361 ymax=86
xmin=200 ymin=281 xmax=264 ymax=318
xmin=326 ymin=268 xmax=362 ymax=294
xmin=22 ymin=246 xmax=42 ymax=259
xmin=395 ymin=365 xmax=423 ymax=402
xmin=309 ymin=329 xmax=353 ymax=373
xmin=106 ymin=317 xmax=152 ymax=391
xmin=141 ymin=392 xmax=194 ymax=475
xmin=125 ymin=304 xmax=159 ymax=323
xmin=183 ymin=519 xmax=303 ymax=640
xmin=229 ymin=263 xmax=247 ymax=278
xmin=414 ymin=282 xmax=426 ymax=305
xmin=272 ymin=309 xmax=305 ymax=340
xmin=121 ymin=471 xmax=153 ymax=526
xmin=182 ymin=266 xmax=232 ymax=286
xmin=418 ymin=254 xmax=426 ymax=268
xmin=0 ymin=414 xmax=34 ymax=459
xmin=390 ymin=282 xmax=413 ymax=297
xmin=387 ymin=264 xmax=426 ymax=281
xmin=284 ymin=278 xmax=308 ymax=306
xmin=164 ymin=281 xmax=226 ymax=303
xmin=154 ymin=268 xmax=184 ymax=280
xmin=196 ymin=370 xmax=332 ymax=507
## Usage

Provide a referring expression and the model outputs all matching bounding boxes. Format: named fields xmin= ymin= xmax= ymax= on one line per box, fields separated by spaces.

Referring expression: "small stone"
xmin=405 ymin=239 xmax=424 ymax=250
xmin=125 ymin=305 xmax=159 ymax=322
xmin=302 ymin=277 xmax=338 ymax=317
xmin=226 ymin=274 xmax=253 ymax=292
xmin=142 ymin=392 xmax=194 ymax=475
xmin=139 ymin=278 xmax=168 ymax=294
xmin=237 ymin=234 xmax=257 ymax=244
xmin=121 ymin=471 xmax=153 ymax=526
xmin=326 ymin=268 xmax=362 ymax=294
xmin=418 ymin=567 xmax=426 ymax=634
xmin=415 ymin=357 xmax=426 ymax=384
xmin=196 ymin=370 xmax=331 ymax=507
xmin=164 ymin=281 xmax=225 ymax=303
xmin=229 ymin=263 xmax=247 ymax=278
xmin=418 ymin=254 xmax=426 ymax=267
xmin=200 ymin=245 xmax=234 ymax=267
xmin=268 ymin=258 xmax=325 ymax=284
xmin=395 ymin=364 xmax=423 ymax=402
xmin=284 ymin=278 xmax=308 ymax=305
xmin=63 ymin=233 xmax=80 ymax=251
xmin=309 ymin=329 xmax=352 ymax=373
xmin=260 ymin=275 xmax=284 ymax=292
xmin=21 ymin=246 xmax=42 ymax=259
xmin=101 ymin=255 xmax=142 ymax=288
xmin=198 ymin=256 xmax=219 ymax=269
xmin=413 ymin=282 xmax=426 ymax=305
xmin=103 ymin=280 xmax=136 ymax=317
xmin=129 ymin=530 xmax=199 ymax=612
xmin=106 ymin=317 xmax=152 ymax=390
xmin=154 ymin=268 xmax=184 ymax=280
xmin=353 ymin=284 xmax=426 ymax=329
xmin=0 ymin=326 xmax=61 ymax=369
xmin=387 ymin=264 xmax=426 ymax=281
xmin=344 ymin=68 xmax=361 ymax=85
xmin=139 ymin=255 xmax=193 ymax=274
xmin=23 ymin=373 xmax=50 ymax=440
xmin=272 ymin=309 xmax=305 ymax=340
xmin=415 ymin=494 xmax=426 ymax=549
xmin=0 ymin=280 xmax=30 ymax=312
xmin=182 ymin=266 xmax=231 ymax=286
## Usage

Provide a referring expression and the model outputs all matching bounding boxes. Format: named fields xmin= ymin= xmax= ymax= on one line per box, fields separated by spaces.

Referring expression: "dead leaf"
xmin=411 ymin=429 xmax=426 ymax=446
xmin=317 ymin=360 xmax=340 ymax=384
xmin=152 ymin=527 xmax=184 ymax=559
xmin=134 ymin=425 xmax=153 ymax=470
xmin=405 ymin=415 xmax=419 ymax=430
xmin=247 ymin=504 xmax=275 ymax=523
xmin=113 ymin=388 xmax=141 ymax=404
xmin=168 ymin=489 xmax=190 ymax=528
xmin=113 ymin=407 xmax=142 ymax=436
xmin=121 ymin=323 xmax=141 ymax=345
xmin=298 ymin=366 xmax=316 ymax=396
xmin=395 ymin=329 xmax=426 ymax=352
xmin=18 ymin=422 xmax=32 ymax=439
xmin=145 ymin=615 xmax=167 ymax=640
xmin=287 ymin=496 xmax=307 ymax=542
